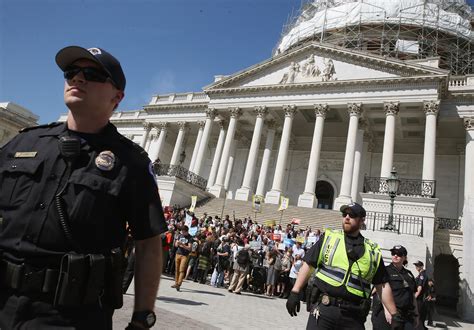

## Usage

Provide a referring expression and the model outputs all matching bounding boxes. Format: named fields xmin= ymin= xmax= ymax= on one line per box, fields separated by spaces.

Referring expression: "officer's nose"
xmin=69 ymin=70 xmax=86 ymax=84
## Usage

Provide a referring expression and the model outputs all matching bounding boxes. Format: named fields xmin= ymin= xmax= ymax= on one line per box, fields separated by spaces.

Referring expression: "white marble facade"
xmin=0 ymin=102 xmax=39 ymax=147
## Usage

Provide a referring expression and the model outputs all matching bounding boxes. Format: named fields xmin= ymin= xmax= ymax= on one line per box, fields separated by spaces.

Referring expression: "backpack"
xmin=274 ymin=255 xmax=283 ymax=271
xmin=236 ymin=249 xmax=250 ymax=266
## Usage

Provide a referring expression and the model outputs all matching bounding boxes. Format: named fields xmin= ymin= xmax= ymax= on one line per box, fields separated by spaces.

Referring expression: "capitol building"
xmin=54 ymin=0 xmax=474 ymax=319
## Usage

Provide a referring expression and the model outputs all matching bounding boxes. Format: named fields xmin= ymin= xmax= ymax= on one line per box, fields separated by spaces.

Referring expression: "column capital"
xmin=143 ymin=122 xmax=153 ymax=130
xmin=283 ymin=104 xmax=297 ymax=118
xmin=314 ymin=104 xmax=329 ymax=118
xmin=206 ymin=108 xmax=217 ymax=119
xmin=197 ymin=120 xmax=206 ymax=129
xmin=266 ymin=119 xmax=276 ymax=130
xmin=157 ymin=122 xmax=168 ymax=130
xmin=254 ymin=106 xmax=268 ymax=118
xmin=384 ymin=101 xmax=400 ymax=115
xmin=423 ymin=100 xmax=440 ymax=115
xmin=177 ymin=121 xmax=188 ymax=130
xmin=464 ymin=117 xmax=474 ymax=131
xmin=218 ymin=120 xmax=227 ymax=129
xmin=347 ymin=103 xmax=362 ymax=116
xmin=229 ymin=107 xmax=242 ymax=119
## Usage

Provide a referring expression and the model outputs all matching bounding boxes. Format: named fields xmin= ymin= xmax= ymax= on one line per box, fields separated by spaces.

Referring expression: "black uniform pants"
xmin=371 ymin=307 xmax=416 ymax=330
xmin=306 ymin=303 xmax=365 ymax=330
xmin=0 ymin=290 xmax=113 ymax=330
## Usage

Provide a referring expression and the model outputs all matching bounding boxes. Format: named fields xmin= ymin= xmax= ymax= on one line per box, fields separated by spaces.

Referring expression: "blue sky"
xmin=0 ymin=0 xmax=302 ymax=124
xmin=1 ymin=0 xmax=473 ymax=124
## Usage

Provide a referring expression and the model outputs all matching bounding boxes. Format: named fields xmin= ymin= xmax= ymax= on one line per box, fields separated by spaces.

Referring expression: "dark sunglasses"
xmin=64 ymin=66 xmax=114 ymax=86
xmin=342 ymin=212 xmax=357 ymax=219
xmin=391 ymin=252 xmax=405 ymax=257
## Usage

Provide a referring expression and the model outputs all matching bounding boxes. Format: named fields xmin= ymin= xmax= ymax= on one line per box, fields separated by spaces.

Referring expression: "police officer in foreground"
xmin=0 ymin=46 xmax=167 ymax=329
xmin=286 ymin=203 xmax=399 ymax=329
xmin=371 ymin=245 xmax=419 ymax=329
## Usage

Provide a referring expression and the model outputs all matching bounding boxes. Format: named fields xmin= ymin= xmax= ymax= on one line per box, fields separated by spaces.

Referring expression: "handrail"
xmin=363 ymin=176 xmax=436 ymax=198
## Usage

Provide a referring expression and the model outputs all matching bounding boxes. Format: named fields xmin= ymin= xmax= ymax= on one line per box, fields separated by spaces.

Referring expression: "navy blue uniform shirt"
xmin=0 ymin=122 xmax=167 ymax=267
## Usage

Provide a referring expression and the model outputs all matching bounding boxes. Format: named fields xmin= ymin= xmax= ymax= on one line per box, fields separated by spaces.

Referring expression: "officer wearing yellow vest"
xmin=286 ymin=203 xmax=400 ymax=329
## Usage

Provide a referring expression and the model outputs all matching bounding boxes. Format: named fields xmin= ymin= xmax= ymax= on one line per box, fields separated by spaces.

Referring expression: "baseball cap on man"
xmin=413 ymin=260 xmax=424 ymax=267
xmin=390 ymin=245 xmax=408 ymax=256
xmin=339 ymin=202 xmax=366 ymax=218
xmin=55 ymin=46 xmax=126 ymax=91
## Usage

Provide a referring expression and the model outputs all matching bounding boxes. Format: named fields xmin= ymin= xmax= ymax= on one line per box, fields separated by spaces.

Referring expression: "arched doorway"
xmin=434 ymin=254 xmax=460 ymax=309
xmin=316 ymin=180 xmax=334 ymax=209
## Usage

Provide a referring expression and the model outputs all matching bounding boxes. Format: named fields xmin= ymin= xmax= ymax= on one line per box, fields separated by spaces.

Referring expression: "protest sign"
xmin=291 ymin=218 xmax=301 ymax=225
xmin=185 ymin=213 xmax=193 ymax=228
xmin=249 ymin=241 xmax=262 ymax=250
xmin=278 ymin=197 xmax=289 ymax=211
xmin=189 ymin=226 xmax=198 ymax=236
xmin=189 ymin=195 xmax=197 ymax=212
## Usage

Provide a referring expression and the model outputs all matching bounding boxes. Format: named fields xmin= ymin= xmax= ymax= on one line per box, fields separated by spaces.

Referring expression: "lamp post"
xmin=384 ymin=167 xmax=400 ymax=231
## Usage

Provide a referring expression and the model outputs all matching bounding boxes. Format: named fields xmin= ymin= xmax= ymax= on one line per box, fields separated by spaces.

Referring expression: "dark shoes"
xmin=171 ymin=284 xmax=180 ymax=291
xmin=234 ymin=292 xmax=241 ymax=295
xmin=228 ymin=289 xmax=233 ymax=293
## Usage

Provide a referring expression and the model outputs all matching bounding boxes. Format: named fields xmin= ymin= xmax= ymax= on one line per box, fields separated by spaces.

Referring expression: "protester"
xmin=172 ymin=225 xmax=192 ymax=291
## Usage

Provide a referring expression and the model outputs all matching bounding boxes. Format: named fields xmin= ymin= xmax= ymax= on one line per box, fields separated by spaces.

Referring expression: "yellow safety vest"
xmin=315 ymin=229 xmax=381 ymax=298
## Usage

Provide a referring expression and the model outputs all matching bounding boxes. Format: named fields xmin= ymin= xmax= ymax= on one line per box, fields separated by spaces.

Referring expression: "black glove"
xmin=286 ymin=291 xmax=301 ymax=317
xmin=390 ymin=313 xmax=404 ymax=330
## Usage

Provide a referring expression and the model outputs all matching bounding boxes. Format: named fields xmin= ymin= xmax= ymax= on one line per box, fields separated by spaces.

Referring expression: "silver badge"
xmin=95 ymin=150 xmax=115 ymax=171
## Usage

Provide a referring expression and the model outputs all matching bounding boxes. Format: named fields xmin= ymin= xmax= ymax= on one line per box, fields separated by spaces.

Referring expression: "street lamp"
xmin=384 ymin=167 xmax=400 ymax=231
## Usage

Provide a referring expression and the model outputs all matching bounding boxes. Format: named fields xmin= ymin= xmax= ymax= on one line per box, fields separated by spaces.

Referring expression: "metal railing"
xmin=364 ymin=211 xmax=424 ymax=237
xmin=436 ymin=217 xmax=462 ymax=231
xmin=155 ymin=164 xmax=208 ymax=190
xmin=363 ymin=176 xmax=436 ymax=198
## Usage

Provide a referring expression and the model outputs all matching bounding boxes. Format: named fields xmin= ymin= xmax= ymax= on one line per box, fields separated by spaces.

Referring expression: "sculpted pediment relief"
xmin=205 ymin=43 xmax=446 ymax=91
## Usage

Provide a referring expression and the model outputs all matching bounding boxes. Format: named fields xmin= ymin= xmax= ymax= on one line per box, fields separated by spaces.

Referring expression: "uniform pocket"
xmin=0 ymin=158 xmax=43 ymax=208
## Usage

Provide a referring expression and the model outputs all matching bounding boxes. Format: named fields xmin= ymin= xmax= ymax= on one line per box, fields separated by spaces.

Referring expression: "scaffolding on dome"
xmin=274 ymin=0 xmax=474 ymax=75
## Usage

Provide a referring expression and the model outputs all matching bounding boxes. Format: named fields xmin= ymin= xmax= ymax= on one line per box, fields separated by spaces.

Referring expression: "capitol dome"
xmin=274 ymin=0 xmax=474 ymax=75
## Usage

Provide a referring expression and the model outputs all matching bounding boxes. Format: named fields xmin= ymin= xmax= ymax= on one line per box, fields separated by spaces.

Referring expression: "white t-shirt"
xmin=289 ymin=260 xmax=302 ymax=279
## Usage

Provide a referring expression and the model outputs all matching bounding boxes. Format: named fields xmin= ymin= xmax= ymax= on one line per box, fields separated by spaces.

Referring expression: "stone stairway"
xmin=193 ymin=198 xmax=342 ymax=230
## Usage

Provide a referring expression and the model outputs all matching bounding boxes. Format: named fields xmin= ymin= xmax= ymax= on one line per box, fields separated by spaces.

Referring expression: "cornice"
xmin=205 ymin=42 xmax=447 ymax=91
xmin=143 ymin=102 xmax=209 ymax=112
xmin=206 ymin=75 xmax=446 ymax=96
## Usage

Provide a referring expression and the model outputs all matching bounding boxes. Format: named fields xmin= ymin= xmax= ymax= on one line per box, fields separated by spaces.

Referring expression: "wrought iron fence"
xmin=436 ymin=217 xmax=462 ymax=231
xmin=364 ymin=211 xmax=424 ymax=236
xmin=155 ymin=164 xmax=208 ymax=190
xmin=363 ymin=176 xmax=436 ymax=198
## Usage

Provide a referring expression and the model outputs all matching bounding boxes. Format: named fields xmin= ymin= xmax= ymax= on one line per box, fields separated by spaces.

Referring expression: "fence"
xmin=155 ymin=164 xmax=208 ymax=190
xmin=364 ymin=211 xmax=425 ymax=236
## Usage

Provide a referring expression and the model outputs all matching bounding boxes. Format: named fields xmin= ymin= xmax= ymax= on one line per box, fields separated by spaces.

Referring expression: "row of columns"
xmin=143 ymin=99 xmax=442 ymax=210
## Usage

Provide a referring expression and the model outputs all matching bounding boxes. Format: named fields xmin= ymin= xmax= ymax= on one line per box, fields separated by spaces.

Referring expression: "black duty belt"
xmin=0 ymin=259 xmax=59 ymax=294
xmin=319 ymin=293 xmax=360 ymax=307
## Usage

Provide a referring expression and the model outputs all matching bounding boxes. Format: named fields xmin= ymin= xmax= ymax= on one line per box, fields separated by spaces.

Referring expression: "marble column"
xmin=170 ymin=121 xmax=188 ymax=166
xmin=351 ymin=122 xmax=366 ymax=203
xmin=298 ymin=104 xmax=329 ymax=208
xmin=464 ymin=118 xmax=474 ymax=199
xmin=224 ymin=138 xmax=238 ymax=192
xmin=235 ymin=106 xmax=268 ymax=201
xmin=380 ymin=102 xmax=399 ymax=179
xmin=140 ymin=122 xmax=152 ymax=148
xmin=334 ymin=103 xmax=362 ymax=209
xmin=255 ymin=120 xmax=276 ymax=197
xmin=193 ymin=108 xmax=217 ymax=175
xmin=209 ymin=107 xmax=242 ymax=198
xmin=422 ymin=101 xmax=439 ymax=196
xmin=207 ymin=120 xmax=226 ymax=189
xmin=149 ymin=122 xmax=168 ymax=162
xmin=266 ymin=105 xmax=297 ymax=204
xmin=189 ymin=121 xmax=205 ymax=173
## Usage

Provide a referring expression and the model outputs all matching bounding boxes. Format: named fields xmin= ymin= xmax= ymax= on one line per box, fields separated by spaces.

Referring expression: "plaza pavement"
xmin=114 ymin=274 xmax=474 ymax=329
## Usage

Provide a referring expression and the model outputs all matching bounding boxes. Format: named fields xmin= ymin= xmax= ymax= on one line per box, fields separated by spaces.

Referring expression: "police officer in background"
xmin=0 ymin=46 xmax=167 ymax=329
xmin=286 ymin=203 xmax=400 ymax=329
xmin=414 ymin=260 xmax=429 ymax=330
xmin=371 ymin=245 xmax=419 ymax=329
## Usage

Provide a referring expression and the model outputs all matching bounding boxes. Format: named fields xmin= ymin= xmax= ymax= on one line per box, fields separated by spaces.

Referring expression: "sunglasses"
xmin=342 ymin=212 xmax=358 ymax=218
xmin=64 ymin=66 xmax=115 ymax=86
xmin=391 ymin=252 xmax=405 ymax=257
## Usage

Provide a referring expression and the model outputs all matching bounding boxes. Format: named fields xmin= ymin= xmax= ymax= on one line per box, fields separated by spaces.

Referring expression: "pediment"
xmin=205 ymin=43 xmax=447 ymax=92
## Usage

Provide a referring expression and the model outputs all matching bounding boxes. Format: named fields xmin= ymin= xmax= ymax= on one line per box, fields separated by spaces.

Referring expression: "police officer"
xmin=286 ymin=203 xmax=399 ymax=329
xmin=0 ymin=46 xmax=167 ymax=329
xmin=414 ymin=260 xmax=429 ymax=330
xmin=371 ymin=245 xmax=419 ymax=329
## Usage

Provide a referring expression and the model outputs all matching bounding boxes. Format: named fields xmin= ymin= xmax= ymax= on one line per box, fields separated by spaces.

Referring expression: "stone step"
xmin=194 ymin=198 xmax=342 ymax=230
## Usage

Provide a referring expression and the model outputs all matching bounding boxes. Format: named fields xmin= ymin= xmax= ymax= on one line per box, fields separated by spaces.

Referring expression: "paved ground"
xmin=114 ymin=274 xmax=474 ymax=329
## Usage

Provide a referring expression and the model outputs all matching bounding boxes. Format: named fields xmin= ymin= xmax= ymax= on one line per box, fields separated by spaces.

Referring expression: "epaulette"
xmin=119 ymin=135 xmax=150 ymax=160
xmin=19 ymin=122 xmax=62 ymax=133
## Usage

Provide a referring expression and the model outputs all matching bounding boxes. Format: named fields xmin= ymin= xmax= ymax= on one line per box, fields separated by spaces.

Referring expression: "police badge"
xmin=95 ymin=150 xmax=115 ymax=171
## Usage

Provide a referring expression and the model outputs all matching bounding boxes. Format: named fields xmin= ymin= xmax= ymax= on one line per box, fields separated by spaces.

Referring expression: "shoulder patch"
xmin=19 ymin=122 xmax=61 ymax=133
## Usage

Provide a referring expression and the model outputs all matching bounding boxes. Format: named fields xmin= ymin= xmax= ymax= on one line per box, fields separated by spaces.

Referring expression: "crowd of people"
xmin=159 ymin=206 xmax=322 ymax=298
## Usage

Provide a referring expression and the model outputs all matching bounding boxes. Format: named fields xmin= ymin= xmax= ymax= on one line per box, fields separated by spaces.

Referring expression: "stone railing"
xmin=150 ymin=92 xmax=209 ymax=105
xmin=436 ymin=217 xmax=462 ymax=231
xmin=448 ymin=75 xmax=474 ymax=92
xmin=155 ymin=164 xmax=207 ymax=190
xmin=363 ymin=176 xmax=436 ymax=198
xmin=364 ymin=211 xmax=424 ymax=236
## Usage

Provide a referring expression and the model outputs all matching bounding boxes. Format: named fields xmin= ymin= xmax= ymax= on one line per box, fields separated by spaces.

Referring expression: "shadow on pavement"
xmin=181 ymin=289 xmax=225 ymax=296
xmin=157 ymin=296 xmax=208 ymax=306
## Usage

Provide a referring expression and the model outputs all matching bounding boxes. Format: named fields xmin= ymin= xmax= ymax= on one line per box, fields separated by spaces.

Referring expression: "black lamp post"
xmin=384 ymin=167 xmax=400 ymax=231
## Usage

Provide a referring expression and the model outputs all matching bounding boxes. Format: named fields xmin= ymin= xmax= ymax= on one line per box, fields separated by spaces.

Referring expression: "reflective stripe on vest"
xmin=315 ymin=229 xmax=381 ymax=298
